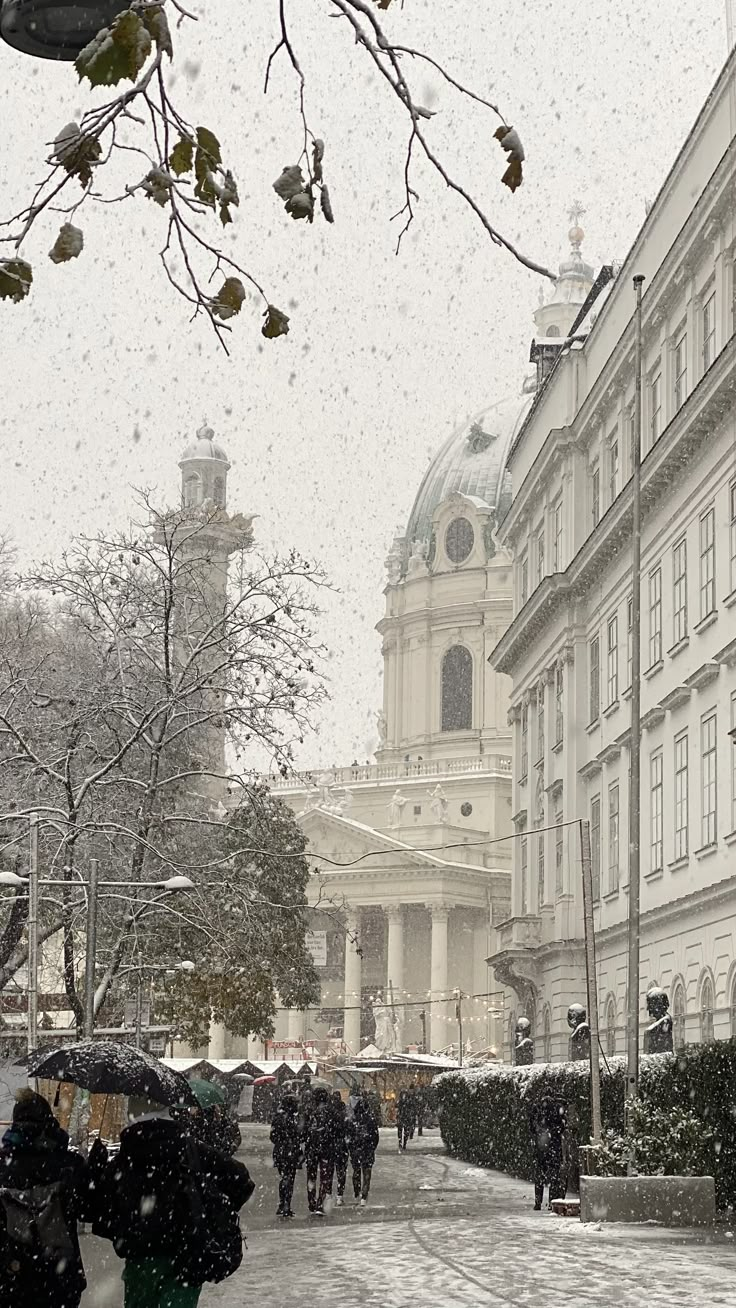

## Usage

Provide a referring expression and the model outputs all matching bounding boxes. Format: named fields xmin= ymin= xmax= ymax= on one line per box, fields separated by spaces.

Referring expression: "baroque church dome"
xmin=405 ymin=389 xmax=534 ymax=546
xmin=180 ymin=423 xmax=230 ymax=466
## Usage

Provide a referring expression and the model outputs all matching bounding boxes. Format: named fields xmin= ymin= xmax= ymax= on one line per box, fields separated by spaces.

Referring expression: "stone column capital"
xmin=426 ymin=901 xmax=451 ymax=921
xmin=385 ymin=905 xmax=405 ymax=926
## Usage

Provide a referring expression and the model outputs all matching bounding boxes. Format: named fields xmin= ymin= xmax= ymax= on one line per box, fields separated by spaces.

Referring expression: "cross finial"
xmin=568 ymin=200 xmax=586 ymax=226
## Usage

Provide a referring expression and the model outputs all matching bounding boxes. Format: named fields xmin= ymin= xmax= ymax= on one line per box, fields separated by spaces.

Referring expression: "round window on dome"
xmin=445 ymin=517 xmax=475 ymax=564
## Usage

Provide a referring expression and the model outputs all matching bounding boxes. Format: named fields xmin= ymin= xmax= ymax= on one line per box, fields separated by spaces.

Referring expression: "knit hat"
xmin=13 ymin=1088 xmax=55 ymax=1127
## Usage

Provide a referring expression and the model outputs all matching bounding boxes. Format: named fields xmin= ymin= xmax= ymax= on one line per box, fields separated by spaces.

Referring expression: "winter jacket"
xmin=270 ymin=1108 xmax=302 ymax=1172
xmin=304 ymin=1100 xmax=335 ymax=1165
xmin=0 ymin=1118 xmax=92 ymax=1306
xmin=397 ymin=1092 xmax=416 ymax=1130
xmin=348 ymin=1108 xmax=379 ymax=1168
xmin=529 ymin=1098 xmax=566 ymax=1166
xmin=330 ymin=1100 xmax=350 ymax=1164
xmin=93 ymin=1116 xmax=254 ymax=1266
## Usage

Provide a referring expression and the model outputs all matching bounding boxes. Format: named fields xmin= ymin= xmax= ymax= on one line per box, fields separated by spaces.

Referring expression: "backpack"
xmin=175 ymin=1137 xmax=243 ymax=1287
xmin=0 ymin=1179 xmax=75 ymax=1266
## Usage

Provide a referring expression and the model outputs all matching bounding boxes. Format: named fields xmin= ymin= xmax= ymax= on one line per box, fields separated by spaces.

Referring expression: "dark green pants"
xmin=123 ymin=1257 xmax=201 ymax=1308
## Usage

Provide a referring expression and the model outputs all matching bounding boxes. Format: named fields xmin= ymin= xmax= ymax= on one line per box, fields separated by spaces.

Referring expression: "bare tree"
xmin=0 ymin=492 xmax=329 ymax=1031
xmin=0 ymin=0 xmax=553 ymax=350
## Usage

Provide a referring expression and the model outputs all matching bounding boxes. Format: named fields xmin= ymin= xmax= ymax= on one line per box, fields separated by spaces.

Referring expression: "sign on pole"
xmin=305 ymin=930 xmax=327 ymax=967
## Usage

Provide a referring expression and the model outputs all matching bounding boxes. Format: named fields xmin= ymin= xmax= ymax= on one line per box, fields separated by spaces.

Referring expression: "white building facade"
xmin=490 ymin=51 xmax=736 ymax=1061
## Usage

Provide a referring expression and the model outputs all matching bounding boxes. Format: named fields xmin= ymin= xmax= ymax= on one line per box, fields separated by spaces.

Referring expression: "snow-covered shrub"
xmin=435 ymin=1039 xmax=736 ymax=1207
xmin=594 ymin=1100 xmax=714 ymax=1178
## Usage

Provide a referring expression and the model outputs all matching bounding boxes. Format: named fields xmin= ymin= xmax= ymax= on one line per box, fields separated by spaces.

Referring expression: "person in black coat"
xmin=304 ymin=1088 xmax=334 ymax=1215
xmin=93 ymin=1108 xmax=254 ymax=1307
xmin=396 ymin=1088 xmax=416 ymax=1152
xmin=270 ymin=1094 xmax=302 ymax=1218
xmin=528 ymin=1095 xmax=567 ymax=1210
xmin=348 ymin=1097 xmax=379 ymax=1207
xmin=329 ymin=1091 xmax=350 ymax=1207
xmin=0 ymin=1088 xmax=92 ymax=1308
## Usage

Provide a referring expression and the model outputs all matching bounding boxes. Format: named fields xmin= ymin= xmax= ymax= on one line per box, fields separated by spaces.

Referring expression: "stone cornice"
xmin=596 ymin=871 xmax=736 ymax=947
xmin=491 ymin=333 xmax=736 ymax=675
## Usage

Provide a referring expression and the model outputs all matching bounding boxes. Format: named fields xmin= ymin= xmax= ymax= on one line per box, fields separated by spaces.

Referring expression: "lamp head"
xmin=158 ymin=875 xmax=195 ymax=892
xmin=0 ymin=1 xmax=130 ymax=61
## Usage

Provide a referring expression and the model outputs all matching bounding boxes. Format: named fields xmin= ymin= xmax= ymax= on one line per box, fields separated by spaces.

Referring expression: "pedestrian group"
xmin=270 ymin=1083 xmax=380 ymax=1217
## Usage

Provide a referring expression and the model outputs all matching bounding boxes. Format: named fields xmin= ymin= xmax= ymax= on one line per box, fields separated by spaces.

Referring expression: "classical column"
xmin=207 ymin=1014 xmax=226 ymax=1061
xmin=343 ymin=912 xmax=362 ymax=1054
xmin=386 ymin=906 xmax=405 ymax=1049
xmin=428 ymin=903 xmax=450 ymax=1054
xmin=287 ymin=1007 xmax=304 ymax=1044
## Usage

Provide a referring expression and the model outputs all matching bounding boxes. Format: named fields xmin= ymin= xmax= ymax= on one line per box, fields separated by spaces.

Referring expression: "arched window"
xmin=672 ymin=979 xmax=686 ymax=1050
xmin=184 ymin=474 xmax=201 ymax=508
xmin=699 ymin=974 xmax=715 ymax=1044
xmin=441 ymin=646 xmax=473 ymax=732
xmin=546 ymin=325 xmax=560 ymax=338
xmin=213 ymin=475 xmax=225 ymax=508
xmin=542 ymin=1007 xmax=552 ymax=1062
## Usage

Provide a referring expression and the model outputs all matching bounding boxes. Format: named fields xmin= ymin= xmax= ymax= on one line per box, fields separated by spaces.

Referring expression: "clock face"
xmin=445 ymin=517 xmax=475 ymax=564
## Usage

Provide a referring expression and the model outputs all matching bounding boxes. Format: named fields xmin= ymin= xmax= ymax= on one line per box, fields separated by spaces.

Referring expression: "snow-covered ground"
xmin=82 ymin=1127 xmax=736 ymax=1307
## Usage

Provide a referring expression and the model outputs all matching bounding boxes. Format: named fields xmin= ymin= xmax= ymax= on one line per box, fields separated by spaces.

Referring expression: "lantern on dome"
xmin=0 ymin=0 xmax=128 ymax=60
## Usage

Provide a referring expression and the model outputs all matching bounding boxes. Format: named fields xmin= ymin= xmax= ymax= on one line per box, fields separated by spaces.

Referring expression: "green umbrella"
xmin=188 ymin=1077 xmax=226 ymax=1109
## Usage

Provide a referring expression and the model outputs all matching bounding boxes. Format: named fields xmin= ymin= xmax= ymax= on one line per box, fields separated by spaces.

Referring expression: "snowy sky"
xmin=0 ymin=0 xmax=728 ymax=767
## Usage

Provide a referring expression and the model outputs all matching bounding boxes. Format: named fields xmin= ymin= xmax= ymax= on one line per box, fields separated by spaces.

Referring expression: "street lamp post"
xmin=0 ymin=1 xmax=128 ymax=60
xmin=0 ymin=815 xmax=195 ymax=1050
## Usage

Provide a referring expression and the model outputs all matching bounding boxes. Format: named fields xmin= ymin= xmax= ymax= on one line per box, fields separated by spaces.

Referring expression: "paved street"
xmin=82 ymin=1124 xmax=736 ymax=1307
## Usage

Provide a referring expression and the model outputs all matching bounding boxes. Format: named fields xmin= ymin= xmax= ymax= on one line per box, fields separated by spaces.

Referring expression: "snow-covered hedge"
xmin=434 ymin=1040 xmax=736 ymax=1208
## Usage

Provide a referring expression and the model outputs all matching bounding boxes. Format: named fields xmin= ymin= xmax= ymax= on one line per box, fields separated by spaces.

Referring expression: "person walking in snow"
xmin=330 ymin=1091 xmax=350 ymax=1207
xmin=93 ymin=1103 xmax=254 ymax=1307
xmin=529 ymin=1095 xmax=567 ymax=1210
xmin=0 ymin=1089 xmax=93 ymax=1308
xmin=304 ymin=1088 xmax=335 ymax=1215
xmin=348 ymin=1097 xmax=379 ymax=1207
xmin=396 ymin=1088 xmax=416 ymax=1152
xmin=271 ymin=1093 xmax=302 ymax=1219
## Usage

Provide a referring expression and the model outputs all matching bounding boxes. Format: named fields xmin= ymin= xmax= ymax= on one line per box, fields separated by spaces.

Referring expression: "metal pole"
xmin=83 ymin=858 xmax=99 ymax=1040
xmin=135 ymin=975 xmax=143 ymax=1050
xmin=420 ymin=1009 xmax=427 ymax=1054
xmin=579 ymin=820 xmax=602 ymax=1142
xmin=626 ymin=273 xmax=645 ymax=1113
xmin=456 ymin=989 xmax=464 ymax=1067
xmin=27 ymin=813 xmax=39 ymax=1056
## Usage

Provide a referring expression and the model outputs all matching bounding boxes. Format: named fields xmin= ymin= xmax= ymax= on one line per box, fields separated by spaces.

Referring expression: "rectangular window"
xmin=589 ymin=635 xmax=600 ymax=724
xmin=674 ymin=731 xmax=689 ymax=861
xmin=520 ymin=552 xmax=529 ymax=605
xmin=591 ymin=795 xmax=601 ymax=902
xmin=731 ymin=692 xmax=736 ymax=834
xmin=608 ymin=782 xmax=619 ymax=893
xmin=674 ymin=332 xmax=688 ymax=412
xmin=520 ymin=830 xmax=528 ymax=916
xmin=608 ymin=434 xmax=619 ymax=505
xmin=650 ymin=750 xmax=663 ymax=873
xmin=730 ymin=482 xmax=736 ymax=594
xmin=672 ymin=537 xmax=688 ymax=645
xmin=648 ymin=566 xmax=662 ymax=667
xmin=536 ymin=530 xmax=545 ymax=585
xmin=537 ymin=684 xmax=545 ymax=763
xmin=520 ymin=703 xmax=528 ymax=779
xmin=626 ymin=596 xmax=633 ymax=688
xmin=553 ymin=499 xmax=563 ymax=571
xmin=555 ymin=664 xmax=564 ymax=746
xmin=537 ymin=825 xmax=545 ymax=908
xmin=699 ymin=507 xmax=716 ymax=620
xmin=701 ymin=711 xmax=717 ymax=848
xmin=591 ymin=464 xmax=600 ymax=528
xmin=703 ymin=291 xmax=716 ymax=371
xmin=606 ymin=615 xmax=618 ymax=706
xmin=555 ymin=806 xmax=564 ymax=896
xmin=650 ymin=371 xmax=662 ymax=445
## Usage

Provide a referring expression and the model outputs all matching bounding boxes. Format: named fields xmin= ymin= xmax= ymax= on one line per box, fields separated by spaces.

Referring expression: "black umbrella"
xmin=27 ymin=1040 xmax=197 ymax=1107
